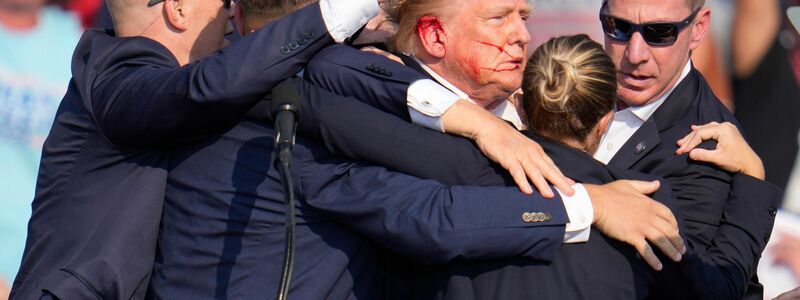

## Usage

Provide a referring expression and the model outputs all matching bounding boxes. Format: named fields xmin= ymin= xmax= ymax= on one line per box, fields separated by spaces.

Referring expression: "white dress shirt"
xmin=403 ymin=57 xmax=592 ymax=243
xmin=594 ymin=61 xmax=693 ymax=164
xmin=319 ymin=0 xmax=380 ymax=43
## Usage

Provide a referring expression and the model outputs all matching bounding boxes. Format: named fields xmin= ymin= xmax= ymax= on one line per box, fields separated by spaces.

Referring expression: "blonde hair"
xmin=386 ymin=0 xmax=449 ymax=55
xmin=523 ymin=35 xmax=617 ymax=147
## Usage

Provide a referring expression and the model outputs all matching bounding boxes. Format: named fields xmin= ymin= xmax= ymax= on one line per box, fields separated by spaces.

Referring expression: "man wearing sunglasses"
xmin=9 ymin=0 xmax=385 ymax=299
xmin=594 ymin=0 xmax=777 ymax=299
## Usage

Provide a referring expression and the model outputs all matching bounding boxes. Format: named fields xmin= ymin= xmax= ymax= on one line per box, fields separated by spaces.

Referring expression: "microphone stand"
xmin=276 ymin=142 xmax=295 ymax=300
xmin=271 ymin=80 xmax=300 ymax=300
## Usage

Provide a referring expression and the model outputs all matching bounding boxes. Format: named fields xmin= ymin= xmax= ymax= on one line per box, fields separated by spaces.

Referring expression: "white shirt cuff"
xmin=557 ymin=183 xmax=593 ymax=243
xmin=408 ymin=109 xmax=444 ymax=132
xmin=407 ymin=79 xmax=460 ymax=132
xmin=319 ymin=0 xmax=380 ymax=43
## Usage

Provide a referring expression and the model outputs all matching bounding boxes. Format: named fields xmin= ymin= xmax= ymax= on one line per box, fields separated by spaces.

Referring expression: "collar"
xmin=626 ymin=60 xmax=693 ymax=122
xmin=412 ymin=56 xmax=526 ymax=130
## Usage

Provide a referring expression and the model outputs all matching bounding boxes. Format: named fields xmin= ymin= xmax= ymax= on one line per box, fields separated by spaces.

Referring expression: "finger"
xmin=688 ymin=148 xmax=717 ymax=164
xmin=676 ymin=130 xmax=697 ymax=154
xmin=509 ymin=165 xmax=534 ymax=195
xmin=537 ymin=159 xmax=573 ymax=196
xmin=524 ymin=165 xmax=554 ymax=198
xmin=653 ymin=202 xmax=679 ymax=229
xmin=652 ymin=214 xmax=685 ymax=256
xmin=646 ymin=229 xmax=682 ymax=262
xmin=626 ymin=180 xmax=660 ymax=195
xmin=636 ymin=242 xmax=663 ymax=271
xmin=677 ymin=130 xmax=703 ymax=154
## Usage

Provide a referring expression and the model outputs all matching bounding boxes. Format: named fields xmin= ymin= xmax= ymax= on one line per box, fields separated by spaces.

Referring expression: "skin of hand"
xmin=675 ymin=122 xmax=765 ymax=180
xmin=585 ymin=180 xmax=686 ymax=271
xmin=772 ymin=234 xmax=800 ymax=280
xmin=442 ymin=100 xmax=575 ymax=197
xmin=360 ymin=46 xmax=405 ymax=65
xmin=775 ymin=287 xmax=800 ymax=300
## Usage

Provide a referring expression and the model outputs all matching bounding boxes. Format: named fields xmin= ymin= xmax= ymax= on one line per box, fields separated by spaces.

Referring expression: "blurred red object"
xmin=64 ymin=0 xmax=101 ymax=28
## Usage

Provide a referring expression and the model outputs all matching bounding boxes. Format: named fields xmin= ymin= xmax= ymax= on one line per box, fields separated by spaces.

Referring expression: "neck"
xmin=419 ymin=55 xmax=511 ymax=108
xmin=561 ymin=137 xmax=591 ymax=154
xmin=0 ymin=5 xmax=39 ymax=30
xmin=138 ymin=21 xmax=191 ymax=65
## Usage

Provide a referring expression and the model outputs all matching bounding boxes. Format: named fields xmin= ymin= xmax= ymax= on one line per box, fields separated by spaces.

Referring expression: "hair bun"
xmin=538 ymin=55 xmax=579 ymax=113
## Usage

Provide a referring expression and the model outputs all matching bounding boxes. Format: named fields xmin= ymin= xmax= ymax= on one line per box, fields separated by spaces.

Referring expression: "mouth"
xmin=618 ymin=72 xmax=653 ymax=89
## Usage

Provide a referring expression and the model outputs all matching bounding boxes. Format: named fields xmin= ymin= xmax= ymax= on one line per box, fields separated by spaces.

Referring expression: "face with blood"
xmin=419 ymin=0 xmax=531 ymax=104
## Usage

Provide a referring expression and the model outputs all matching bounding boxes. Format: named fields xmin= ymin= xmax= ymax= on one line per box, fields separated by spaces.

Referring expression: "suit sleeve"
xmin=650 ymin=174 xmax=782 ymax=300
xmin=295 ymin=145 xmax=569 ymax=264
xmin=89 ymin=4 xmax=333 ymax=147
xmin=304 ymin=45 xmax=423 ymax=120
xmin=292 ymin=77 xmax=516 ymax=187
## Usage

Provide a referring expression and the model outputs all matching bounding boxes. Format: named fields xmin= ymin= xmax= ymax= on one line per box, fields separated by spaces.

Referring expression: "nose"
xmin=509 ymin=15 xmax=531 ymax=48
xmin=624 ymin=32 xmax=651 ymax=66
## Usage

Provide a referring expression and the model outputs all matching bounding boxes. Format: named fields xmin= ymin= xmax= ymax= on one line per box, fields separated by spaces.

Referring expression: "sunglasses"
xmin=147 ymin=0 xmax=231 ymax=9
xmin=599 ymin=2 xmax=700 ymax=46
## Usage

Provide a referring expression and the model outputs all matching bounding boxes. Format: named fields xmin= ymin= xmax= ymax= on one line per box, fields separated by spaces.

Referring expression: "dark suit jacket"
xmin=147 ymin=79 xmax=573 ymax=299
xmin=298 ymin=44 xmax=782 ymax=299
xmin=11 ymin=4 xmax=338 ymax=299
xmin=605 ymin=66 xmax=769 ymax=300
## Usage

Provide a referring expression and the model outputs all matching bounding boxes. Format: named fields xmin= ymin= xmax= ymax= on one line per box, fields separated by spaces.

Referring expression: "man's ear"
xmin=234 ymin=5 xmax=245 ymax=36
xmin=416 ymin=16 xmax=447 ymax=58
xmin=163 ymin=0 xmax=188 ymax=31
xmin=596 ymin=110 xmax=614 ymax=138
xmin=688 ymin=8 xmax=710 ymax=51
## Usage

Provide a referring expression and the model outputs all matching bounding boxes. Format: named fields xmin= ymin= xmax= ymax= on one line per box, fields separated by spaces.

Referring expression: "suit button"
xmin=297 ymin=38 xmax=308 ymax=45
xmin=769 ymin=208 xmax=778 ymax=216
xmin=386 ymin=71 xmax=393 ymax=76
xmin=635 ymin=142 xmax=647 ymax=154
xmin=288 ymin=42 xmax=300 ymax=50
xmin=366 ymin=64 xmax=376 ymax=71
xmin=305 ymin=31 xmax=315 ymax=39
xmin=522 ymin=212 xmax=533 ymax=222
xmin=280 ymin=45 xmax=291 ymax=54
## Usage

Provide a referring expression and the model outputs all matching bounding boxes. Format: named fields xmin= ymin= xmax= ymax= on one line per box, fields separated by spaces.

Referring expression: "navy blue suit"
xmin=297 ymin=45 xmax=781 ymax=299
xmin=147 ymin=77 xmax=574 ymax=299
xmin=12 ymin=4 xmax=342 ymax=299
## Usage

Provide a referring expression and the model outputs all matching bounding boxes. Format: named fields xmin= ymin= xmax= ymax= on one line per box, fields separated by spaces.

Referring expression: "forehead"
xmin=605 ymin=0 xmax=691 ymax=23
xmin=451 ymin=0 xmax=532 ymax=17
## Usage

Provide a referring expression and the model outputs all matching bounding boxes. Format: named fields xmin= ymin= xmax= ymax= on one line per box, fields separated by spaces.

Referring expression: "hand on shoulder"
xmin=676 ymin=122 xmax=765 ymax=180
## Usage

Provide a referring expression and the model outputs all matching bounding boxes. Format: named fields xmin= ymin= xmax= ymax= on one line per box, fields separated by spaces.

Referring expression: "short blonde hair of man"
xmin=386 ymin=0 xmax=450 ymax=55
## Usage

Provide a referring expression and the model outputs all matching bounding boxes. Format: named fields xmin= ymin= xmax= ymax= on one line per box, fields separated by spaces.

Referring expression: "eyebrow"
xmin=485 ymin=3 xmax=533 ymax=16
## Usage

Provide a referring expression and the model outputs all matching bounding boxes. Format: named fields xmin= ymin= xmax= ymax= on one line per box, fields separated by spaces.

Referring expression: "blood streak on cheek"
xmin=477 ymin=41 xmax=515 ymax=58
xmin=417 ymin=16 xmax=445 ymax=43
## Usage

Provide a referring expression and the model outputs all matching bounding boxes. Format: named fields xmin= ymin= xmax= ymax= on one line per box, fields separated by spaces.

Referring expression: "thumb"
xmin=626 ymin=180 xmax=661 ymax=194
xmin=689 ymin=148 xmax=715 ymax=163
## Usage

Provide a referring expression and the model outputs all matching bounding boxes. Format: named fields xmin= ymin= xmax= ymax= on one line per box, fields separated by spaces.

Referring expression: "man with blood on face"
xmin=409 ymin=0 xmax=530 ymax=106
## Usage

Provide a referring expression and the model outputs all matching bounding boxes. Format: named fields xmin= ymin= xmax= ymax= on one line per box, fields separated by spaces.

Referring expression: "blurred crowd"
xmin=1 ymin=0 xmax=799 ymax=299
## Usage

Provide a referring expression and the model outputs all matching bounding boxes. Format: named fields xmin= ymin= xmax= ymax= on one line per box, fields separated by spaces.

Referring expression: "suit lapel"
xmin=607 ymin=68 xmax=701 ymax=169
xmin=608 ymin=117 xmax=661 ymax=169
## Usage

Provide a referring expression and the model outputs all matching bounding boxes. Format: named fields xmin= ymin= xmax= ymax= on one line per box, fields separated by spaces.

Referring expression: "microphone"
xmin=271 ymin=79 xmax=301 ymax=166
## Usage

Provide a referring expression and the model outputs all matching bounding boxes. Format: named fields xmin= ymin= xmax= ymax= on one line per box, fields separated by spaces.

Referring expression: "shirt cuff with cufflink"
xmin=406 ymin=79 xmax=461 ymax=132
xmin=556 ymin=183 xmax=593 ymax=243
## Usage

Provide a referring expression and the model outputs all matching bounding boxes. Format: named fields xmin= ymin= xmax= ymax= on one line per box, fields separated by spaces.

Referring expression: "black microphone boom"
xmin=271 ymin=79 xmax=301 ymax=300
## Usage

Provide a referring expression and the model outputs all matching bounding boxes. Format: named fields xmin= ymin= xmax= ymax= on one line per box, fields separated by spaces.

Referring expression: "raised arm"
xmin=90 ymin=2 xmax=378 ymax=147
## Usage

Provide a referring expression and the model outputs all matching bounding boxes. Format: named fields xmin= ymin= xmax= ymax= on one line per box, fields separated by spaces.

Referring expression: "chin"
xmin=618 ymin=88 xmax=658 ymax=107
